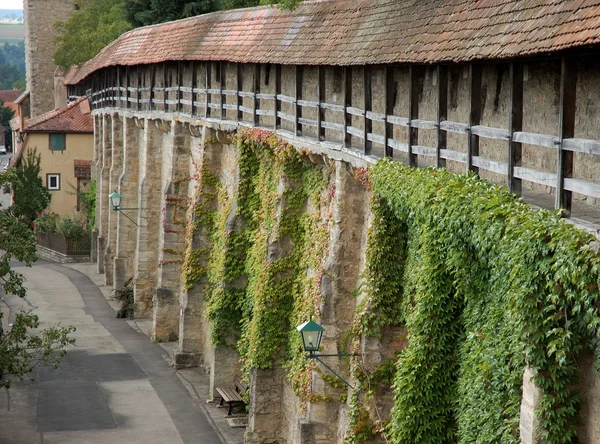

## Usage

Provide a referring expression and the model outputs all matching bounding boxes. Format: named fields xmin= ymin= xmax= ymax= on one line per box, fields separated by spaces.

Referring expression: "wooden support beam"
xmin=115 ymin=67 xmax=120 ymax=108
xmin=137 ymin=66 xmax=141 ymax=111
xmin=236 ymin=63 xmax=242 ymax=122
xmin=364 ymin=66 xmax=372 ymax=154
xmin=191 ymin=62 xmax=197 ymax=116
xmin=178 ymin=61 xmax=183 ymax=113
xmin=318 ymin=66 xmax=325 ymax=141
xmin=384 ymin=66 xmax=395 ymax=158
xmin=468 ymin=63 xmax=482 ymax=174
xmin=556 ymin=57 xmax=577 ymax=213
xmin=254 ymin=63 xmax=260 ymax=127
xmin=163 ymin=63 xmax=168 ymax=112
xmin=408 ymin=65 xmax=420 ymax=166
xmin=344 ymin=67 xmax=352 ymax=148
xmin=274 ymin=64 xmax=281 ymax=130
xmin=220 ymin=61 xmax=226 ymax=120
xmin=508 ymin=62 xmax=523 ymax=195
xmin=150 ymin=65 xmax=156 ymax=111
xmin=295 ymin=65 xmax=303 ymax=137
xmin=437 ymin=65 xmax=448 ymax=167
xmin=205 ymin=62 xmax=211 ymax=118
xmin=125 ymin=66 xmax=130 ymax=110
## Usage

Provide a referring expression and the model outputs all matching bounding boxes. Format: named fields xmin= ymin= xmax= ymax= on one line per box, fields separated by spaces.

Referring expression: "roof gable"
xmin=24 ymin=96 xmax=93 ymax=133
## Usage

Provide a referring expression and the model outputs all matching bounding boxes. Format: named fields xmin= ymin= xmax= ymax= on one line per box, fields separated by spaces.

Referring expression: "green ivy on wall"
xmin=357 ymin=160 xmax=600 ymax=444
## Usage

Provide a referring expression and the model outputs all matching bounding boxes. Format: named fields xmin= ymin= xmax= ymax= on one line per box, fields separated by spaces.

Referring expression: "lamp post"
xmin=108 ymin=191 xmax=138 ymax=226
xmin=296 ymin=319 xmax=355 ymax=388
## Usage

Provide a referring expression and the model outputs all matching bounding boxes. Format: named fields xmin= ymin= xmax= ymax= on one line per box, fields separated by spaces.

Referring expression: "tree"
xmin=7 ymin=148 xmax=51 ymax=227
xmin=0 ymin=180 xmax=74 ymax=389
xmin=53 ymin=0 xmax=131 ymax=68
xmin=0 ymin=101 xmax=15 ymax=151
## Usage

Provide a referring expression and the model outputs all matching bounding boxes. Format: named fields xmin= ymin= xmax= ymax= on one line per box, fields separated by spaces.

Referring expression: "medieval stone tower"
xmin=24 ymin=0 xmax=75 ymax=117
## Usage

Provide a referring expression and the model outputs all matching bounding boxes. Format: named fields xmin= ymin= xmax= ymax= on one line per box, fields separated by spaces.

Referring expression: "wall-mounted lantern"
xmin=296 ymin=319 xmax=355 ymax=388
xmin=108 ymin=191 xmax=138 ymax=226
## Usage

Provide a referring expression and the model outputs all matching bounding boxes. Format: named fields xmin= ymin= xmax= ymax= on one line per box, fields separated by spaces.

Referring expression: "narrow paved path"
xmin=0 ymin=261 xmax=222 ymax=444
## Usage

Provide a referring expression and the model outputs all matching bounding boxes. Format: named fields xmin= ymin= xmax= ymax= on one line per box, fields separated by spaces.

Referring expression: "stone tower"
xmin=24 ymin=0 xmax=75 ymax=117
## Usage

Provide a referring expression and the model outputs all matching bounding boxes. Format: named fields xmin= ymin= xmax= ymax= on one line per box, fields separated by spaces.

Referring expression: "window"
xmin=47 ymin=174 xmax=60 ymax=190
xmin=49 ymin=133 xmax=66 ymax=151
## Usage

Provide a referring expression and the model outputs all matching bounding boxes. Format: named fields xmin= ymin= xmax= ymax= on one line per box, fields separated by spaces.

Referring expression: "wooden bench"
xmin=216 ymin=375 xmax=248 ymax=416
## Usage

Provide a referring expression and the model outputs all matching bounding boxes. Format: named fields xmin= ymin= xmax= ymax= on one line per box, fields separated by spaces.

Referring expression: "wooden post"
xmin=205 ymin=62 xmax=211 ymax=118
xmin=318 ymin=66 xmax=325 ymax=141
xmin=295 ymin=65 xmax=303 ymax=137
xmin=384 ymin=66 xmax=394 ymax=158
xmin=150 ymin=65 xmax=156 ymax=111
xmin=274 ymin=64 xmax=281 ymax=130
xmin=116 ymin=67 xmax=120 ymax=108
xmin=254 ymin=63 xmax=260 ymax=127
xmin=508 ymin=62 xmax=523 ymax=195
xmin=163 ymin=63 xmax=168 ymax=112
xmin=178 ymin=61 xmax=183 ymax=113
xmin=344 ymin=66 xmax=352 ymax=148
xmin=236 ymin=63 xmax=242 ymax=122
xmin=468 ymin=63 xmax=482 ymax=174
xmin=137 ymin=66 xmax=141 ymax=111
xmin=408 ymin=65 xmax=419 ymax=166
xmin=125 ymin=66 xmax=130 ymax=110
xmin=220 ymin=61 xmax=226 ymax=120
xmin=364 ymin=66 xmax=372 ymax=154
xmin=556 ymin=57 xmax=577 ymax=213
xmin=191 ymin=62 xmax=197 ymax=117
xmin=437 ymin=65 xmax=448 ymax=168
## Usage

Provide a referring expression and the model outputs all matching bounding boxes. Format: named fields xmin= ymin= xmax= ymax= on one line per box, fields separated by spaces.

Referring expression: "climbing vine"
xmin=349 ymin=160 xmax=600 ymax=443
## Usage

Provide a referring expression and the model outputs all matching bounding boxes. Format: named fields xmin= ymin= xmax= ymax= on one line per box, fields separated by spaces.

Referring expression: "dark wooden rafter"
xmin=364 ymin=66 xmax=372 ymax=154
xmin=274 ymin=64 xmax=282 ymax=130
xmin=178 ymin=61 xmax=183 ymax=113
xmin=163 ymin=63 xmax=168 ymax=112
xmin=150 ymin=64 xmax=156 ymax=111
xmin=205 ymin=62 xmax=211 ymax=118
xmin=556 ymin=57 xmax=577 ymax=213
xmin=125 ymin=66 xmax=130 ymax=110
xmin=254 ymin=63 xmax=261 ymax=127
xmin=191 ymin=62 xmax=198 ymax=116
xmin=318 ymin=66 xmax=325 ymax=141
xmin=508 ymin=62 xmax=523 ymax=195
xmin=295 ymin=65 xmax=303 ymax=137
xmin=384 ymin=65 xmax=395 ymax=158
xmin=437 ymin=65 xmax=448 ymax=167
xmin=136 ymin=65 xmax=141 ymax=111
xmin=408 ymin=65 xmax=420 ymax=166
xmin=468 ymin=63 xmax=482 ymax=174
xmin=343 ymin=66 xmax=352 ymax=148
xmin=236 ymin=63 xmax=242 ymax=122
xmin=220 ymin=61 xmax=226 ymax=120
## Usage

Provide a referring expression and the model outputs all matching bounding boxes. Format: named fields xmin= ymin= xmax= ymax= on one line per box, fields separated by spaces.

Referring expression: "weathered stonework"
xmin=25 ymin=0 xmax=74 ymax=117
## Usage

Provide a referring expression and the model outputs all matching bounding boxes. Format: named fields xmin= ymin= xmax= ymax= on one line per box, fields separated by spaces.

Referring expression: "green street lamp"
xmin=296 ymin=319 xmax=355 ymax=388
xmin=108 ymin=190 xmax=138 ymax=226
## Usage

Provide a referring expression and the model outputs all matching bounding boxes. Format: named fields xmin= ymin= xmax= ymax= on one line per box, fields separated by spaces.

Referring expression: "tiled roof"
xmin=66 ymin=0 xmax=600 ymax=85
xmin=74 ymin=159 xmax=91 ymax=179
xmin=0 ymin=89 xmax=21 ymax=104
xmin=24 ymin=96 xmax=93 ymax=133
xmin=14 ymin=90 xmax=29 ymax=105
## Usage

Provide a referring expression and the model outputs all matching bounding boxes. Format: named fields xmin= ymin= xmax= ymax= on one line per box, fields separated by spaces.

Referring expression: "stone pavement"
xmin=63 ymin=262 xmax=246 ymax=444
xmin=0 ymin=260 xmax=237 ymax=444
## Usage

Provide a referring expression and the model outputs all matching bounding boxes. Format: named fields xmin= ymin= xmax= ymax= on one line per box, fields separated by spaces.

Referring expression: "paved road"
xmin=0 ymin=261 xmax=222 ymax=444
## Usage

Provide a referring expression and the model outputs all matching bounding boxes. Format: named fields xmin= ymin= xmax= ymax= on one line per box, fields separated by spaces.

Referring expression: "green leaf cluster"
xmin=362 ymin=160 xmax=600 ymax=443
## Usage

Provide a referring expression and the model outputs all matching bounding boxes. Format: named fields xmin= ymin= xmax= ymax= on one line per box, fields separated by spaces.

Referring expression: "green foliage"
xmin=182 ymin=128 xmax=331 ymax=404
xmin=0 ymin=100 xmax=15 ymax=150
xmin=0 ymin=40 xmax=25 ymax=91
xmin=53 ymin=0 xmax=132 ymax=67
xmin=114 ymin=278 xmax=135 ymax=318
xmin=0 ymin=209 xmax=75 ymax=388
xmin=55 ymin=212 xmax=90 ymax=240
xmin=360 ymin=160 xmax=600 ymax=443
xmin=124 ymin=0 xmax=301 ymax=27
xmin=82 ymin=179 xmax=97 ymax=229
xmin=4 ymin=147 xmax=51 ymax=227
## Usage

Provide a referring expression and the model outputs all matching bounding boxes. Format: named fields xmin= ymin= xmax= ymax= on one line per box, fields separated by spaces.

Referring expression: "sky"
xmin=1 ymin=0 xmax=23 ymax=10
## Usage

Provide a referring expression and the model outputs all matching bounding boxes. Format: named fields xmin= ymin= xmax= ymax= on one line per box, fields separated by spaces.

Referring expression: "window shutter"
xmin=50 ymin=134 xmax=66 ymax=151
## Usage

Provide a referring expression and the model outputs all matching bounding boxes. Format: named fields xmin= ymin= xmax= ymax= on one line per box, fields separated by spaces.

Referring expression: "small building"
xmin=13 ymin=96 xmax=93 ymax=215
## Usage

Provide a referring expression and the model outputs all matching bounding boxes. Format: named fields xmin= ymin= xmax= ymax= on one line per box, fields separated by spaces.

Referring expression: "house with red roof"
xmin=12 ymin=96 xmax=93 ymax=215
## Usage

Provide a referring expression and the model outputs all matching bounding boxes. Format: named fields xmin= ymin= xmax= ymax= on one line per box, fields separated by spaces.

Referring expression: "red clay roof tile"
xmin=0 ymin=90 xmax=21 ymax=104
xmin=66 ymin=0 xmax=600 ymax=85
xmin=24 ymin=96 xmax=92 ymax=133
